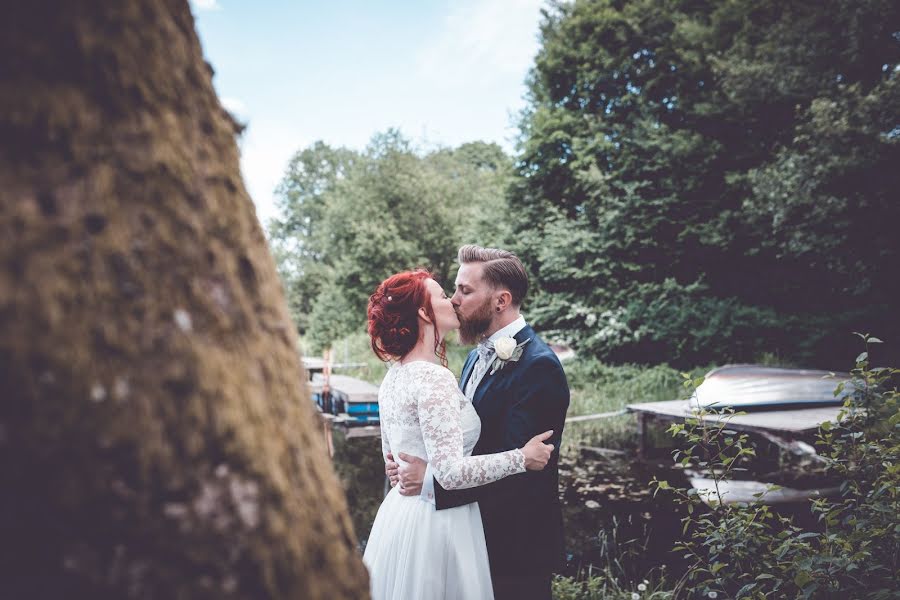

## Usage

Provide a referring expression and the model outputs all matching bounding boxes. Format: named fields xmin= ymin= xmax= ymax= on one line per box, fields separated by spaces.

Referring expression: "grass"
xmin=562 ymin=360 xmax=704 ymax=453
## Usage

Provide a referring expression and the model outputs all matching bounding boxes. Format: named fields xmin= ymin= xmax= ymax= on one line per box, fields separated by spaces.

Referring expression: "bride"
xmin=362 ymin=269 xmax=554 ymax=600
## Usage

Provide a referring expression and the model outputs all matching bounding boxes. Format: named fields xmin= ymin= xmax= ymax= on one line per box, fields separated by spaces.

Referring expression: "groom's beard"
xmin=457 ymin=298 xmax=494 ymax=345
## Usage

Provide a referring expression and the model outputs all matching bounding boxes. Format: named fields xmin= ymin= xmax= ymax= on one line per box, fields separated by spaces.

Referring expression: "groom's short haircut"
xmin=457 ymin=244 xmax=528 ymax=307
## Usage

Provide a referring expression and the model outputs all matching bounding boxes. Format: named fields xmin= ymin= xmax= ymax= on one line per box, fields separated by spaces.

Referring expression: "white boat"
xmin=688 ymin=475 xmax=840 ymax=506
xmin=692 ymin=365 xmax=852 ymax=410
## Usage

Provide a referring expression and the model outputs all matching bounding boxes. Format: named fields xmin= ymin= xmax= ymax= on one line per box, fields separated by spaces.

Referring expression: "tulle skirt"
xmin=363 ymin=485 xmax=494 ymax=600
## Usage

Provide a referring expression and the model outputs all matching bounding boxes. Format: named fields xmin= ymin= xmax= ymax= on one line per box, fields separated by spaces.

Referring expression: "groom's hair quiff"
xmin=457 ymin=244 xmax=528 ymax=307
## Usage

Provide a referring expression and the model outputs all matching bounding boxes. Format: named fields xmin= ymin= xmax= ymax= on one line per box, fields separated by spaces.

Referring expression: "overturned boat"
xmin=692 ymin=364 xmax=852 ymax=410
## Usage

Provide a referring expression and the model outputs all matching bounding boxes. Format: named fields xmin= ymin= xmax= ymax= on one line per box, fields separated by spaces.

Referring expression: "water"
xmin=558 ymin=446 xmax=690 ymax=581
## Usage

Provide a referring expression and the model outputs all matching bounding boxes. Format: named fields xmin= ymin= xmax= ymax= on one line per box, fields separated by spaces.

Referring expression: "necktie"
xmin=466 ymin=340 xmax=495 ymax=399
xmin=476 ymin=340 xmax=494 ymax=362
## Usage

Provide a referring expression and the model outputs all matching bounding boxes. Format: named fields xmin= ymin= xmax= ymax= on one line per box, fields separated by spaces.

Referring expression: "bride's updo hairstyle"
xmin=367 ymin=269 xmax=447 ymax=366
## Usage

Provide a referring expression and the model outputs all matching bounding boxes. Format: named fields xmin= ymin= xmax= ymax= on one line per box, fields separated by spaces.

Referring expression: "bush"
xmin=652 ymin=334 xmax=899 ymax=599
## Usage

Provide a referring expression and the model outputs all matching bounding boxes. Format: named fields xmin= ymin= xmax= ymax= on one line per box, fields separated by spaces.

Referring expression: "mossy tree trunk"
xmin=0 ymin=1 xmax=369 ymax=598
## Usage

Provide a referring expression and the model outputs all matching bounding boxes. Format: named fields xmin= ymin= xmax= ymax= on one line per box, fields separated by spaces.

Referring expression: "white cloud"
xmin=235 ymin=119 xmax=306 ymax=226
xmin=417 ymin=0 xmax=543 ymax=89
xmin=191 ymin=0 xmax=221 ymax=11
xmin=220 ymin=96 xmax=247 ymax=118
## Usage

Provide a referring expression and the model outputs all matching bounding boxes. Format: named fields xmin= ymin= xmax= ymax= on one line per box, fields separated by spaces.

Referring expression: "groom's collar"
xmin=485 ymin=315 xmax=527 ymax=343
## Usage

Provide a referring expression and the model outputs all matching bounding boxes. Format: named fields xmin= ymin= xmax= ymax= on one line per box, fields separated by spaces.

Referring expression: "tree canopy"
xmin=268 ymin=132 xmax=514 ymax=351
xmin=269 ymin=0 xmax=898 ymax=368
xmin=511 ymin=0 xmax=900 ymax=368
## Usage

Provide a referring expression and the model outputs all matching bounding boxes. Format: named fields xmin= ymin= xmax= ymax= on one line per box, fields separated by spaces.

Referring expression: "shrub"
xmin=652 ymin=334 xmax=899 ymax=599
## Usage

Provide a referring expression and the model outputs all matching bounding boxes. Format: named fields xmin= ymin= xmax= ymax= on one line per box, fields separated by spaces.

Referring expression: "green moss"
xmin=0 ymin=2 xmax=369 ymax=598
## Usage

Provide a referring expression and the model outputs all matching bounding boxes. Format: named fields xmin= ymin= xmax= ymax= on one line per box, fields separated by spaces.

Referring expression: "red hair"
xmin=367 ymin=270 xmax=448 ymax=367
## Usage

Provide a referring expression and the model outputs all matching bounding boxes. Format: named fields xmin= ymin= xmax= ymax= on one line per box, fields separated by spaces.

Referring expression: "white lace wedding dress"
xmin=363 ymin=361 xmax=526 ymax=600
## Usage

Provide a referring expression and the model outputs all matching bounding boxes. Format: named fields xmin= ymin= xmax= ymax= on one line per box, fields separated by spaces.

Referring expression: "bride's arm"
xmin=417 ymin=366 xmax=526 ymax=490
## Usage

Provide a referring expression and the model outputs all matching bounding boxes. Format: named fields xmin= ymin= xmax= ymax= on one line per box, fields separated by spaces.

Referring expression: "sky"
xmin=191 ymin=0 xmax=545 ymax=224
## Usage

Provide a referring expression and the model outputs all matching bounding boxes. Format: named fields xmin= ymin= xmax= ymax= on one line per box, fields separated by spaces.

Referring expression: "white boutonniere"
xmin=489 ymin=337 xmax=531 ymax=375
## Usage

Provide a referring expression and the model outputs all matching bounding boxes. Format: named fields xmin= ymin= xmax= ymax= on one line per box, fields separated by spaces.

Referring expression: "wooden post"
xmin=637 ymin=412 xmax=647 ymax=460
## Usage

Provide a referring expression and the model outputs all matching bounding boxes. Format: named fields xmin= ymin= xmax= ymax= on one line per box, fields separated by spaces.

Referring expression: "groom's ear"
xmin=495 ymin=290 xmax=513 ymax=312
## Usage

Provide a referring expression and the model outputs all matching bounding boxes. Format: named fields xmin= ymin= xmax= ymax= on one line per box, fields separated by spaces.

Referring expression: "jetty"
xmin=626 ymin=365 xmax=850 ymax=505
xmin=627 ymin=365 xmax=849 ymax=458
xmin=303 ymin=353 xmax=381 ymax=456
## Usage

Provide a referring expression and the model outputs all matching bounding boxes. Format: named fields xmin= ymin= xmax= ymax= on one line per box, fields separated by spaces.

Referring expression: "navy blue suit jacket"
xmin=433 ymin=325 xmax=569 ymax=576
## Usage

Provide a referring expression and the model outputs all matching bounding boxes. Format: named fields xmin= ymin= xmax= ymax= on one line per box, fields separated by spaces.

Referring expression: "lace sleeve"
xmin=417 ymin=364 xmax=525 ymax=490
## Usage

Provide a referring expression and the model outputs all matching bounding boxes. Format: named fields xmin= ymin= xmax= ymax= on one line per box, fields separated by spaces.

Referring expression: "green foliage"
xmin=268 ymin=132 xmax=514 ymax=350
xmin=305 ymin=278 xmax=359 ymax=353
xmin=314 ymin=331 xmax=473 ymax=386
xmin=512 ymin=0 xmax=900 ymax=368
xmin=268 ymin=141 xmax=358 ymax=334
xmin=566 ymin=360 xmax=686 ymax=405
xmin=652 ymin=336 xmax=900 ymax=599
xmin=552 ymin=570 xmax=673 ymax=600
xmin=529 ymin=276 xmax=790 ymax=368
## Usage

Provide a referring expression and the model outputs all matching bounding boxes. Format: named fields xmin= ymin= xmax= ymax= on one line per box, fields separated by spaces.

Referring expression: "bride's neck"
xmin=400 ymin=326 xmax=441 ymax=364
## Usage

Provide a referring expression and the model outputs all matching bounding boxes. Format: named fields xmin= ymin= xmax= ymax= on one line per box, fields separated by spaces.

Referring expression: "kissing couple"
xmin=362 ymin=245 xmax=570 ymax=600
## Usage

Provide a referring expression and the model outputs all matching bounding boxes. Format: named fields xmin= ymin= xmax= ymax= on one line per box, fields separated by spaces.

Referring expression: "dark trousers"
xmin=492 ymin=574 xmax=552 ymax=600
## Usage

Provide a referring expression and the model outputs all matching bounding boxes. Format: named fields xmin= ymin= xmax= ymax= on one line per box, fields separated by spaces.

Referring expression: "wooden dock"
xmin=308 ymin=374 xmax=379 ymax=408
xmin=309 ymin=372 xmax=382 ymax=457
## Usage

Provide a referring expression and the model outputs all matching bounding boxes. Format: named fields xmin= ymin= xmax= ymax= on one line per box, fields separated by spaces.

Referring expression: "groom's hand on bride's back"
xmin=384 ymin=452 xmax=427 ymax=496
xmin=397 ymin=453 xmax=427 ymax=496
xmin=385 ymin=452 xmax=400 ymax=486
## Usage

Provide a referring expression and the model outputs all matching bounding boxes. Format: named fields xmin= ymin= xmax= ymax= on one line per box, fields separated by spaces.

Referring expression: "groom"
xmin=385 ymin=244 xmax=570 ymax=600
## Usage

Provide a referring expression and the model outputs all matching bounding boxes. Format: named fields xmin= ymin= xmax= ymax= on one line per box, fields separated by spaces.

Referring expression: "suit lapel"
xmin=514 ymin=325 xmax=535 ymax=346
xmin=459 ymin=350 xmax=478 ymax=391
xmin=472 ymin=325 xmax=535 ymax=408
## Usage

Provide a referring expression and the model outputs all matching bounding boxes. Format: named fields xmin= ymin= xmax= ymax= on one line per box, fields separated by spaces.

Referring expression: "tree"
xmin=269 ymin=133 xmax=514 ymax=350
xmin=269 ymin=142 xmax=359 ymax=333
xmin=0 ymin=2 xmax=369 ymax=598
xmin=511 ymin=0 xmax=900 ymax=368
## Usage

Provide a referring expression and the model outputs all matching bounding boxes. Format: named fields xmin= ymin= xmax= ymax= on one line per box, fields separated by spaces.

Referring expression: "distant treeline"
xmin=268 ymin=133 xmax=516 ymax=350
xmin=270 ymin=0 xmax=899 ymax=369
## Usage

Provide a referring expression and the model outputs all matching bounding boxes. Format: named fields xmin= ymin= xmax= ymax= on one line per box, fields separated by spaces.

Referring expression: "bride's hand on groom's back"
xmin=521 ymin=430 xmax=554 ymax=470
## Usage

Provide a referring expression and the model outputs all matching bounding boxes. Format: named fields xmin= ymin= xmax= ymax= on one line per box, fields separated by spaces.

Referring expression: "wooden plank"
xmin=636 ymin=412 xmax=647 ymax=460
xmin=303 ymin=358 xmax=369 ymax=370
xmin=626 ymin=399 xmax=843 ymax=435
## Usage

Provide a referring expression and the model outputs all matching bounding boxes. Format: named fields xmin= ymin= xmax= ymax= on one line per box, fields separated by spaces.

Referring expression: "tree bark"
xmin=0 ymin=1 xmax=369 ymax=598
